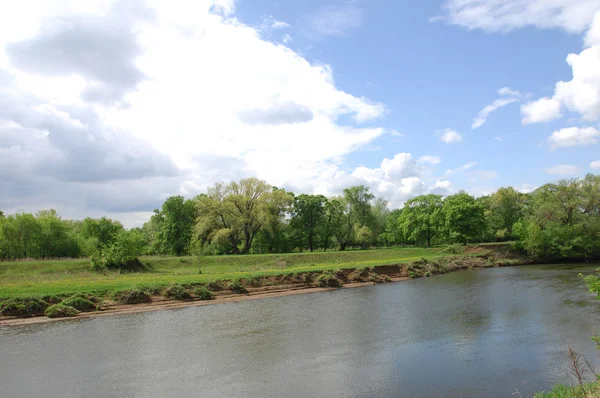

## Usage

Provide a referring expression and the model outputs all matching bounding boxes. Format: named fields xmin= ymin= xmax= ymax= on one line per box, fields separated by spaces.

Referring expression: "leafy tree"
xmin=380 ymin=208 xmax=404 ymax=246
xmin=486 ymin=187 xmax=527 ymax=240
xmin=80 ymin=217 xmax=123 ymax=252
xmin=36 ymin=209 xmax=79 ymax=258
xmin=260 ymin=188 xmax=294 ymax=253
xmin=399 ymin=194 xmax=443 ymax=247
xmin=329 ymin=197 xmax=354 ymax=251
xmin=291 ymin=194 xmax=327 ymax=252
xmin=343 ymin=185 xmax=374 ymax=227
xmin=442 ymin=191 xmax=486 ymax=244
xmin=371 ymin=198 xmax=390 ymax=247
xmin=156 ymin=196 xmax=196 ymax=256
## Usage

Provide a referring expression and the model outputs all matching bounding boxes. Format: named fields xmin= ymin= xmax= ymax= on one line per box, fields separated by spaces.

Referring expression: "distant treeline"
xmin=1 ymin=174 xmax=599 ymax=261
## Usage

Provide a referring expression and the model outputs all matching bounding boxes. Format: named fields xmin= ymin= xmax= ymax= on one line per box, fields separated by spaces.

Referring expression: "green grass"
xmin=0 ymin=246 xmax=475 ymax=299
xmin=534 ymin=381 xmax=600 ymax=397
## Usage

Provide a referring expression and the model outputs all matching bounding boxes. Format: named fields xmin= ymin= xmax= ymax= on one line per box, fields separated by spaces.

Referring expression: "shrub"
xmin=90 ymin=230 xmax=148 ymax=272
xmin=229 ymin=280 xmax=249 ymax=294
xmin=0 ymin=297 xmax=48 ymax=317
xmin=316 ymin=272 xmax=342 ymax=288
xmin=114 ymin=289 xmax=152 ymax=304
xmin=45 ymin=304 xmax=79 ymax=318
xmin=62 ymin=297 xmax=97 ymax=312
xmin=194 ymin=287 xmax=214 ymax=300
xmin=424 ymin=271 xmax=431 ymax=277
xmin=207 ymin=281 xmax=225 ymax=291
xmin=408 ymin=270 xmax=418 ymax=278
xmin=370 ymin=274 xmax=384 ymax=284
xmin=384 ymin=276 xmax=392 ymax=282
xmin=447 ymin=244 xmax=465 ymax=254
xmin=164 ymin=285 xmax=191 ymax=300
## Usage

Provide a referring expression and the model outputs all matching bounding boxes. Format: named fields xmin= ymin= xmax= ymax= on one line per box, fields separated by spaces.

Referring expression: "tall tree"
xmin=343 ymin=185 xmax=374 ymax=227
xmin=291 ymin=194 xmax=327 ymax=252
xmin=400 ymin=194 xmax=443 ymax=247
xmin=157 ymin=196 xmax=196 ymax=256
xmin=442 ymin=191 xmax=486 ymax=244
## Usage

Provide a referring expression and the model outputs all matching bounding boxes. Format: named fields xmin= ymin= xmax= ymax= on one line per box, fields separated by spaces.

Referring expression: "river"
xmin=2 ymin=264 xmax=600 ymax=397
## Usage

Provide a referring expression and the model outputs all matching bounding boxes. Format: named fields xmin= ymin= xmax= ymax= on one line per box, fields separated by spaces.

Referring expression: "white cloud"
xmin=521 ymin=97 xmax=563 ymax=124
xmin=436 ymin=0 xmax=600 ymax=33
xmin=548 ymin=126 xmax=600 ymax=149
xmin=282 ymin=33 xmax=292 ymax=44
xmin=439 ymin=128 xmax=463 ymax=143
xmin=417 ymin=155 xmax=442 ymax=165
xmin=472 ymin=98 xmax=519 ymax=129
xmin=0 ymin=0 xmax=392 ymax=225
xmin=445 ymin=162 xmax=477 ymax=176
xmin=260 ymin=15 xmax=290 ymax=31
xmin=522 ymin=13 xmax=600 ymax=124
xmin=517 ymin=183 xmax=537 ymax=193
xmin=591 ymin=160 xmax=600 ymax=169
xmin=498 ymin=87 xmax=521 ymax=97
xmin=545 ymin=164 xmax=582 ymax=175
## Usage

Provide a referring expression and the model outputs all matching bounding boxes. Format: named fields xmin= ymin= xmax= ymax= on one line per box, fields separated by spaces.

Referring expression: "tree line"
xmin=1 ymin=174 xmax=599 ymax=261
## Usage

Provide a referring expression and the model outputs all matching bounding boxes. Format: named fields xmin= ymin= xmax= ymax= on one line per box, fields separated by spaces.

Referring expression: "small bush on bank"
xmin=194 ymin=287 xmax=214 ymax=300
xmin=62 ymin=296 xmax=97 ymax=312
xmin=114 ymin=289 xmax=152 ymax=304
xmin=370 ymin=274 xmax=384 ymax=283
xmin=316 ymin=272 xmax=342 ymax=288
xmin=207 ymin=281 xmax=225 ymax=291
xmin=229 ymin=280 xmax=249 ymax=294
xmin=447 ymin=244 xmax=465 ymax=254
xmin=0 ymin=297 xmax=48 ymax=317
xmin=164 ymin=285 xmax=191 ymax=300
xmin=45 ymin=304 xmax=79 ymax=318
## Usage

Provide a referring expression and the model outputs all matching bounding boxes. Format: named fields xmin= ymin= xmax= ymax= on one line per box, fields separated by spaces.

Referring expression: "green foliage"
xmin=400 ymin=194 xmax=443 ymax=247
xmin=154 ymin=196 xmax=197 ymax=256
xmin=228 ymin=280 xmax=249 ymax=294
xmin=45 ymin=304 xmax=79 ymax=318
xmin=62 ymin=296 xmax=97 ymax=312
xmin=0 ymin=297 xmax=48 ymax=317
xmin=316 ymin=271 xmax=342 ymax=288
xmin=442 ymin=191 xmax=486 ymax=244
xmin=446 ymin=244 xmax=465 ymax=254
xmin=291 ymin=194 xmax=327 ymax=252
xmin=90 ymin=230 xmax=147 ymax=272
xmin=194 ymin=287 xmax=214 ymax=300
xmin=114 ymin=289 xmax=152 ymax=304
xmin=164 ymin=285 xmax=191 ymax=300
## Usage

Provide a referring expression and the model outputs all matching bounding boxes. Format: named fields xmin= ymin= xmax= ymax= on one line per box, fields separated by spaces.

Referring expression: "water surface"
xmin=2 ymin=264 xmax=600 ymax=397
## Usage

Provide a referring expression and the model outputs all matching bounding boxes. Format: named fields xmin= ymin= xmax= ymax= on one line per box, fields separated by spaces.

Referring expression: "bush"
xmin=0 ymin=297 xmax=48 ymax=317
xmin=62 ymin=296 xmax=97 ymax=312
xmin=90 ymin=230 xmax=148 ymax=272
xmin=164 ymin=285 xmax=191 ymax=300
xmin=114 ymin=289 xmax=152 ymax=304
xmin=207 ymin=281 xmax=225 ymax=291
xmin=316 ymin=272 xmax=342 ymax=288
xmin=228 ymin=280 xmax=249 ymax=294
xmin=447 ymin=244 xmax=465 ymax=254
xmin=45 ymin=304 xmax=79 ymax=318
xmin=194 ymin=287 xmax=214 ymax=300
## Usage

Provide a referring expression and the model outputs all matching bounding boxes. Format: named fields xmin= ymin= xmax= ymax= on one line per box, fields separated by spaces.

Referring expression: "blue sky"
xmin=237 ymin=0 xmax=597 ymax=192
xmin=1 ymin=0 xmax=600 ymax=225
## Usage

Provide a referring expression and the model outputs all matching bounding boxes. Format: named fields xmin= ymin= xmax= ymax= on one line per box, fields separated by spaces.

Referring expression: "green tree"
xmin=380 ymin=208 xmax=404 ymax=246
xmin=156 ymin=196 xmax=196 ymax=256
xmin=400 ymin=194 xmax=443 ymax=247
xmin=291 ymin=194 xmax=327 ymax=252
xmin=36 ymin=210 xmax=79 ymax=258
xmin=442 ymin=191 xmax=486 ymax=244
xmin=80 ymin=217 xmax=124 ymax=252
xmin=486 ymin=187 xmax=527 ymax=240
xmin=343 ymin=185 xmax=374 ymax=227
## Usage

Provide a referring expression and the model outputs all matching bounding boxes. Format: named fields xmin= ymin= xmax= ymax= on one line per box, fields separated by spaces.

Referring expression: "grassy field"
xmin=0 ymin=246 xmax=461 ymax=299
xmin=534 ymin=381 xmax=600 ymax=397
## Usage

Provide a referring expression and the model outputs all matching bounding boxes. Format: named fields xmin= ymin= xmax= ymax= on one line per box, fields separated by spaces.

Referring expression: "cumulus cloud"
xmin=545 ymin=164 xmax=582 ymax=175
xmin=521 ymin=97 xmax=563 ymax=124
xmin=591 ymin=160 xmax=600 ymax=169
xmin=237 ymin=101 xmax=314 ymax=125
xmin=5 ymin=0 xmax=152 ymax=106
xmin=521 ymin=13 xmax=600 ymax=124
xmin=439 ymin=128 xmax=463 ymax=143
xmin=435 ymin=0 xmax=600 ymax=33
xmin=548 ymin=126 xmax=600 ymax=149
xmin=0 ymin=0 xmax=415 ymax=225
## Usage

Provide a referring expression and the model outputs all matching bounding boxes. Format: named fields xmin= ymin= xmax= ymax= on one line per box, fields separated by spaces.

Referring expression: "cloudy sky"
xmin=1 ymin=0 xmax=600 ymax=226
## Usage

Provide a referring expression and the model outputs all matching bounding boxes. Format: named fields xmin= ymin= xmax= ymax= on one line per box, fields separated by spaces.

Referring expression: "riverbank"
xmin=0 ymin=246 xmax=528 ymax=326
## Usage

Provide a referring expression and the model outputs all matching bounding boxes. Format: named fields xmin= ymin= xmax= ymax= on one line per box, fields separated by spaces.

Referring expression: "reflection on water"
xmin=1 ymin=264 xmax=600 ymax=398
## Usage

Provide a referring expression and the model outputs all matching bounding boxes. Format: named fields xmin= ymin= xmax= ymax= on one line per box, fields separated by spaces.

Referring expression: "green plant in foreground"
xmin=164 ymin=285 xmax=191 ymax=300
xmin=61 ymin=297 xmax=97 ymax=312
xmin=45 ymin=304 xmax=79 ymax=318
xmin=194 ymin=287 xmax=214 ymax=300
xmin=228 ymin=280 xmax=249 ymax=294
